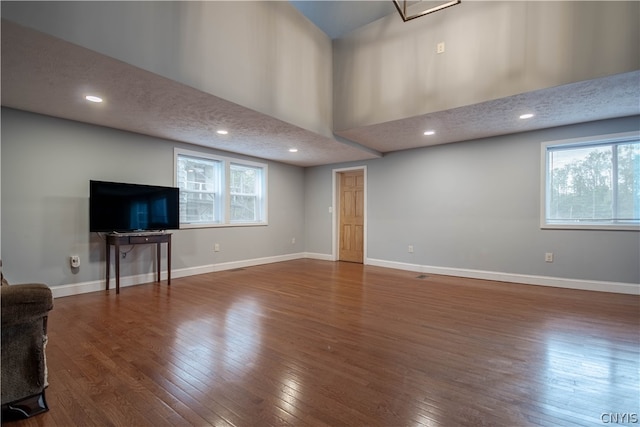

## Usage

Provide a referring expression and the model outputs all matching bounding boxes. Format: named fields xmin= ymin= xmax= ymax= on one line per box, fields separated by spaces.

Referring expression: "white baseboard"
xmin=303 ymin=252 xmax=335 ymax=261
xmin=52 ymin=253 xmax=307 ymax=299
xmin=366 ymin=258 xmax=640 ymax=295
xmin=172 ymin=252 xmax=306 ymax=278
xmin=51 ymin=270 xmax=172 ymax=298
xmin=52 ymin=279 xmax=107 ymax=298
xmin=51 ymin=253 xmax=639 ymax=298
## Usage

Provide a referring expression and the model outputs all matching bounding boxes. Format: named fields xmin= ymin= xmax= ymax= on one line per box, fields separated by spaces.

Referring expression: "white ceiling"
xmin=2 ymin=8 xmax=639 ymax=167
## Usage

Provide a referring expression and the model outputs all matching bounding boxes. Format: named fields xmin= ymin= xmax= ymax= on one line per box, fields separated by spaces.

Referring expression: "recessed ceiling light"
xmin=85 ymin=95 xmax=103 ymax=103
xmin=289 ymin=148 xmax=298 ymax=153
xmin=423 ymin=130 xmax=436 ymax=136
xmin=519 ymin=113 xmax=534 ymax=119
xmin=216 ymin=130 xmax=228 ymax=135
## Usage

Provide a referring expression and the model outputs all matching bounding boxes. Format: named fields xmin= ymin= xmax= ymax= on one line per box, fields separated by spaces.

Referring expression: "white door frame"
xmin=332 ymin=166 xmax=367 ymax=263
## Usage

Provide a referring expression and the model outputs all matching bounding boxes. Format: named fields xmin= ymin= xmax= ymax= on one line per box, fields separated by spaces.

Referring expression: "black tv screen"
xmin=90 ymin=180 xmax=180 ymax=232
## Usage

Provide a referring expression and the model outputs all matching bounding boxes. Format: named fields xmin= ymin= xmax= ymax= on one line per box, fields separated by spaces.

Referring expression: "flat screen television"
xmin=90 ymin=180 xmax=180 ymax=233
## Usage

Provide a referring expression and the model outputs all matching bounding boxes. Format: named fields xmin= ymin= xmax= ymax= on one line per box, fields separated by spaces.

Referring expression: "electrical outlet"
xmin=408 ymin=245 xmax=414 ymax=253
xmin=291 ymin=237 xmax=296 ymax=244
xmin=437 ymin=42 xmax=445 ymax=54
xmin=70 ymin=255 xmax=80 ymax=268
xmin=545 ymin=252 xmax=554 ymax=263
xmin=214 ymin=243 xmax=220 ymax=252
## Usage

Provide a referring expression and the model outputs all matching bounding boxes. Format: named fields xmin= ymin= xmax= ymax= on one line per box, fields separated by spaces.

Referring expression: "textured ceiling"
xmin=337 ymin=71 xmax=640 ymax=152
xmin=2 ymin=17 xmax=639 ymax=168
xmin=0 ymin=20 xmax=380 ymax=167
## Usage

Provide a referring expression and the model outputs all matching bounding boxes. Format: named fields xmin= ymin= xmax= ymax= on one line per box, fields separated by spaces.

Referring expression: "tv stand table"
xmin=105 ymin=232 xmax=172 ymax=294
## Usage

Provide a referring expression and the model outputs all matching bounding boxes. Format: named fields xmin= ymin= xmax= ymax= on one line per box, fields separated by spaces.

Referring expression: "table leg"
xmin=115 ymin=240 xmax=120 ymax=294
xmin=157 ymin=242 xmax=161 ymax=283
xmin=106 ymin=240 xmax=110 ymax=291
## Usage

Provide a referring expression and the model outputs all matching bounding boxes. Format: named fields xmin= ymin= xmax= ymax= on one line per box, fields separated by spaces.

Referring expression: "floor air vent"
xmin=416 ymin=274 xmax=429 ymax=279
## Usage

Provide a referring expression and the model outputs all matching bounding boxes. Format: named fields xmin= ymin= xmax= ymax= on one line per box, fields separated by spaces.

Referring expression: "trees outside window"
xmin=230 ymin=164 xmax=264 ymax=223
xmin=175 ymin=149 xmax=267 ymax=228
xmin=543 ymin=132 xmax=639 ymax=230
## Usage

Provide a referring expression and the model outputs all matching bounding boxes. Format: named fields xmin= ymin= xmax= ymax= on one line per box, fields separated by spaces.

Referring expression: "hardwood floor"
xmin=4 ymin=259 xmax=638 ymax=426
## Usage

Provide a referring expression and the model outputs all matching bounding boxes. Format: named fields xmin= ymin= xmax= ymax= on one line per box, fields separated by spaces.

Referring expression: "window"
xmin=542 ymin=132 xmax=639 ymax=230
xmin=230 ymin=163 xmax=264 ymax=223
xmin=176 ymin=154 xmax=222 ymax=224
xmin=175 ymin=149 xmax=267 ymax=227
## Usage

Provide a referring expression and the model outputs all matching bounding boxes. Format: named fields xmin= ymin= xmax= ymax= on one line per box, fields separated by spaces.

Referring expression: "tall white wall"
xmin=305 ymin=116 xmax=640 ymax=288
xmin=333 ymin=1 xmax=640 ymax=129
xmin=1 ymin=108 xmax=305 ymax=289
xmin=1 ymin=1 xmax=334 ymax=137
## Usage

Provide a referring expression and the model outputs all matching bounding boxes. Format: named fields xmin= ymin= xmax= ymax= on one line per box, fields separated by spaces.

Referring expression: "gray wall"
xmin=7 ymin=2 xmax=638 ymax=137
xmin=2 ymin=109 xmax=638 ymax=289
xmin=1 ymin=108 xmax=305 ymax=287
xmin=1 ymin=1 xmax=334 ymax=137
xmin=305 ymin=116 xmax=640 ymax=285
xmin=333 ymin=1 xmax=640 ymax=129
xmin=2 ymin=1 xmax=638 ymax=290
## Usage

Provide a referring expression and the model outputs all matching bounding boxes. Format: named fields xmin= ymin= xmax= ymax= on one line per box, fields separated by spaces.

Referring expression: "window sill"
xmin=180 ymin=222 xmax=268 ymax=229
xmin=541 ymin=223 xmax=640 ymax=231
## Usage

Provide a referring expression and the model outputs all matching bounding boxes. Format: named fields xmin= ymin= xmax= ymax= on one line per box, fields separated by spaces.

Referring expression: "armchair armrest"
xmin=1 ymin=284 xmax=53 ymax=328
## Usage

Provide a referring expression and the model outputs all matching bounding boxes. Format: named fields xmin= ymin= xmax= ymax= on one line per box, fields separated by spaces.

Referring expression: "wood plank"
xmin=5 ymin=260 xmax=638 ymax=426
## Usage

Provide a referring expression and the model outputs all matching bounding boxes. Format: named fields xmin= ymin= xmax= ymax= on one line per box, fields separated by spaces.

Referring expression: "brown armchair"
xmin=1 ymin=277 xmax=53 ymax=420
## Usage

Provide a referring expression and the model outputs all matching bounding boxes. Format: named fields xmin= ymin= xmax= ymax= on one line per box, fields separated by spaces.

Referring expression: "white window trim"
xmin=540 ymin=131 xmax=640 ymax=231
xmin=228 ymin=162 xmax=267 ymax=225
xmin=174 ymin=148 xmax=268 ymax=228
